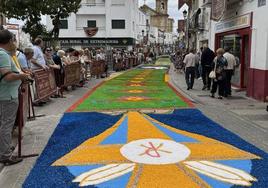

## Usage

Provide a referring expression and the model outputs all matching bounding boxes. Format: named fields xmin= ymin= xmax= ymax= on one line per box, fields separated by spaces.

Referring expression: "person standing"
xmin=31 ymin=38 xmax=49 ymax=71
xmin=223 ymin=47 xmax=236 ymax=97
xmin=0 ymin=30 xmax=30 ymax=165
xmin=211 ymin=48 xmax=228 ymax=99
xmin=183 ymin=49 xmax=199 ymax=90
xmin=201 ymin=45 xmax=215 ymax=90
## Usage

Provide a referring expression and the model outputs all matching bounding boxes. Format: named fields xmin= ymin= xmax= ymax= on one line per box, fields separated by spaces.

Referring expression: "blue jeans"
xmin=185 ymin=67 xmax=196 ymax=89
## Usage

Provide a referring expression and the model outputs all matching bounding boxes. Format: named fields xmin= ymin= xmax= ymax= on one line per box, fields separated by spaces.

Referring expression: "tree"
xmin=0 ymin=0 xmax=81 ymax=41
xmin=47 ymin=0 xmax=81 ymax=39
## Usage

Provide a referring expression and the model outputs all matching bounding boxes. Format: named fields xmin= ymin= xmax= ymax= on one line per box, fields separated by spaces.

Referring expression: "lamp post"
xmin=146 ymin=21 xmax=150 ymax=46
xmin=142 ymin=30 xmax=145 ymax=46
xmin=183 ymin=9 xmax=189 ymax=50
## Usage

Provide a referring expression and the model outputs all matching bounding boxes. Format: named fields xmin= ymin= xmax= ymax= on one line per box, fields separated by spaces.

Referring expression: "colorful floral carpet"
xmin=23 ymin=110 xmax=268 ymax=188
xmin=69 ymin=69 xmax=191 ymax=112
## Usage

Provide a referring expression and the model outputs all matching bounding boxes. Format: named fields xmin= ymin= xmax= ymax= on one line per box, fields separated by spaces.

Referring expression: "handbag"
xmin=209 ymin=60 xmax=217 ymax=79
xmin=209 ymin=70 xmax=216 ymax=79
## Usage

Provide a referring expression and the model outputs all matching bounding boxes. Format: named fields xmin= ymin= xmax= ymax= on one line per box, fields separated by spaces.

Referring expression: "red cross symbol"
xmin=139 ymin=142 xmax=172 ymax=158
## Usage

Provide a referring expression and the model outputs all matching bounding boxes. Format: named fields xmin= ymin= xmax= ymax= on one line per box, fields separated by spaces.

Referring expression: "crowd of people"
xmin=177 ymin=44 xmax=239 ymax=99
xmin=0 ymin=29 xmax=159 ymax=166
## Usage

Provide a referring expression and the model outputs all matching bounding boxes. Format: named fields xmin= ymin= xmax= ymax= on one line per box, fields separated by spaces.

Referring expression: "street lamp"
xmin=183 ymin=9 xmax=189 ymax=50
xmin=142 ymin=30 xmax=145 ymax=46
xmin=146 ymin=21 xmax=150 ymax=45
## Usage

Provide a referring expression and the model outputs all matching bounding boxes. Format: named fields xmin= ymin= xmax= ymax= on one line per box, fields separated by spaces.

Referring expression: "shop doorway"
xmin=215 ymin=28 xmax=251 ymax=88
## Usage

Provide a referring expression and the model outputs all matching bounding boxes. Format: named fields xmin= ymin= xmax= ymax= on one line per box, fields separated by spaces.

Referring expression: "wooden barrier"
xmin=17 ymin=83 xmax=38 ymax=158
xmin=33 ymin=69 xmax=57 ymax=102
xmin=90 ymin=60 xmax=107 ymax=78
xmin=64 ymin=63 xmax=81 ymax=86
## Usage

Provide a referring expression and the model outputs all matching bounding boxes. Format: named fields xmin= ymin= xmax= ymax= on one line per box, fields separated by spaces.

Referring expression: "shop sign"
xmin=60 ymin=38 xmax=135 ymax=46
xmin=215 ymin=14 xmax=251 ymax=33
xmin=211 ymin=0 xmax=226 ymax=21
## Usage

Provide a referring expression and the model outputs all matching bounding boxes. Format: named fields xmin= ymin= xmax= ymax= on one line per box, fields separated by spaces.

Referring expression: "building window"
xmin=87 ymin=20 xmax=96 ymax=27
xmin=258 ymin=0 xmax=266 ymax=7
xmin=59 ymin=20 xmax=68 ymax=29
xmin=112 ymin=20 xmax=125 ymax=29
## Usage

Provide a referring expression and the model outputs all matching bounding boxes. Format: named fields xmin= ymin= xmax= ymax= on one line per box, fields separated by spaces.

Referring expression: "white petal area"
xmin=72 ymin=163 xmax=136 ymax=187
xmin=184 ymin=161 xmax=257 ymax=186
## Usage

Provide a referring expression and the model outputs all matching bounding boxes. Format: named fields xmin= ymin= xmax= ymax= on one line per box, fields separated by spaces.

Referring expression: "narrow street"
xmin=0 ymin=61 xmax=267 ymax=188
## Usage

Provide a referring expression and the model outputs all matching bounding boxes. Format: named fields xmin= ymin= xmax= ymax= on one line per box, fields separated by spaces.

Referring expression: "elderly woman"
xmin=210 ymin=48 xmax=228 ymax=99
xmin=52 ymin=50 xmax=66 ymax=97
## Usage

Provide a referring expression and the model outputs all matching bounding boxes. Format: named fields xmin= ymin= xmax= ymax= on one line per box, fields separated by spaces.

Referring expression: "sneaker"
xmin=218 ymin=96 xmax=223 ymax=99
xmin=0 ymin=156 xmax=23 ymax=166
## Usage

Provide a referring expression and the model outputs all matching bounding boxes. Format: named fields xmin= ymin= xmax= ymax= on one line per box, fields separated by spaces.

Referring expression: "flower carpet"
xmin=23 ymin=67 xmax=267 ymax=188
xmin=69 ymin=69 xmax=191 ymax=112
xmin=23 ymin=110 xmax=268 ymax=188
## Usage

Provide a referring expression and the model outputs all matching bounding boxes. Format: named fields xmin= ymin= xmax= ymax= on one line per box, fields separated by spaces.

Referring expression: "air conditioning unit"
xmin=202 ymin=0 xmax=212 ymax=7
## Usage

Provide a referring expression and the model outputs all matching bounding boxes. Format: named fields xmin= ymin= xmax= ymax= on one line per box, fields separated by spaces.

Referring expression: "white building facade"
xmin=46 ymin=0 xmax=139 ymax=50
xmin=187 ymin=0 xmax=268 ymax=101
xmin=210 ymin=0 xmax=268 ymax=101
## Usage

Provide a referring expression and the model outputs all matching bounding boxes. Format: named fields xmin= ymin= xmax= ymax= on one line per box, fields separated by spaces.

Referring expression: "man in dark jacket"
xmin=201 ymin=45 xmax=215 ymax=90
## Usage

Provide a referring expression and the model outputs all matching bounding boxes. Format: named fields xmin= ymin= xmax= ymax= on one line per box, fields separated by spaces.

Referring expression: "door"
xmin=219 ymin=34 xmax=242 ymax=87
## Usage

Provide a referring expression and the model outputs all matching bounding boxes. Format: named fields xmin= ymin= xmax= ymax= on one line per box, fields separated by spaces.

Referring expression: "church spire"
xmin=156 ymin=0 xmax=168 ymax=15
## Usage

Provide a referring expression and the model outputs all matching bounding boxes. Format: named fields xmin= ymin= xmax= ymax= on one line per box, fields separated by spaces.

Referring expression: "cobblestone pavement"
xmin=0 ymin=68 xmax=267 ymax=188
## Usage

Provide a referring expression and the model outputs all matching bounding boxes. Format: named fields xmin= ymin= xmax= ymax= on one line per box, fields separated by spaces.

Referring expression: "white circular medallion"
xmin=120 ymin=139 xmax=190 ymax=165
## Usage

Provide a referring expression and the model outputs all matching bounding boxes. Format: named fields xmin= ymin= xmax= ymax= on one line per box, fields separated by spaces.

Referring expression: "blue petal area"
xmin=101 ymin=116 xmax=128 ymax=145
xmin=67 ymin=165 xmax=103 ymax=177
xmin=198 ymin=173 xmax=231 ymax=188
xmin=97 ymin=172 xmax=132 ymax=188
xmin=144 ymin=116 xmax=197 ymax=143
xmin=216 ymin=160 xmax=252 ymax=174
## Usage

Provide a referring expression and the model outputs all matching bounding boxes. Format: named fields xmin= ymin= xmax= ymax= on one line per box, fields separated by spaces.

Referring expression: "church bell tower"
xmin=156 ymin=0 xmax=168 ymax=15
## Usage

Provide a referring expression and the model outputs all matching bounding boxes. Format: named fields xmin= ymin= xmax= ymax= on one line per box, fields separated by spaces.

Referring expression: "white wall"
xmin=46 ymin=0 xmax=140 ymax=40
xmin=210 ymin=0 xmax=268 ymax=70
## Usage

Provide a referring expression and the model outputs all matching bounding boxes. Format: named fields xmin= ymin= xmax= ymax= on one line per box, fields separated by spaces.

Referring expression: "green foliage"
xmin=0 ymin=0 xmax=81 ymax=40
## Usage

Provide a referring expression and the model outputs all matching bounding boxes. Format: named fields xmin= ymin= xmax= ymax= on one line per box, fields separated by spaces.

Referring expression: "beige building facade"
xmin=140 ymin=0 xmax=174 ymax=33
